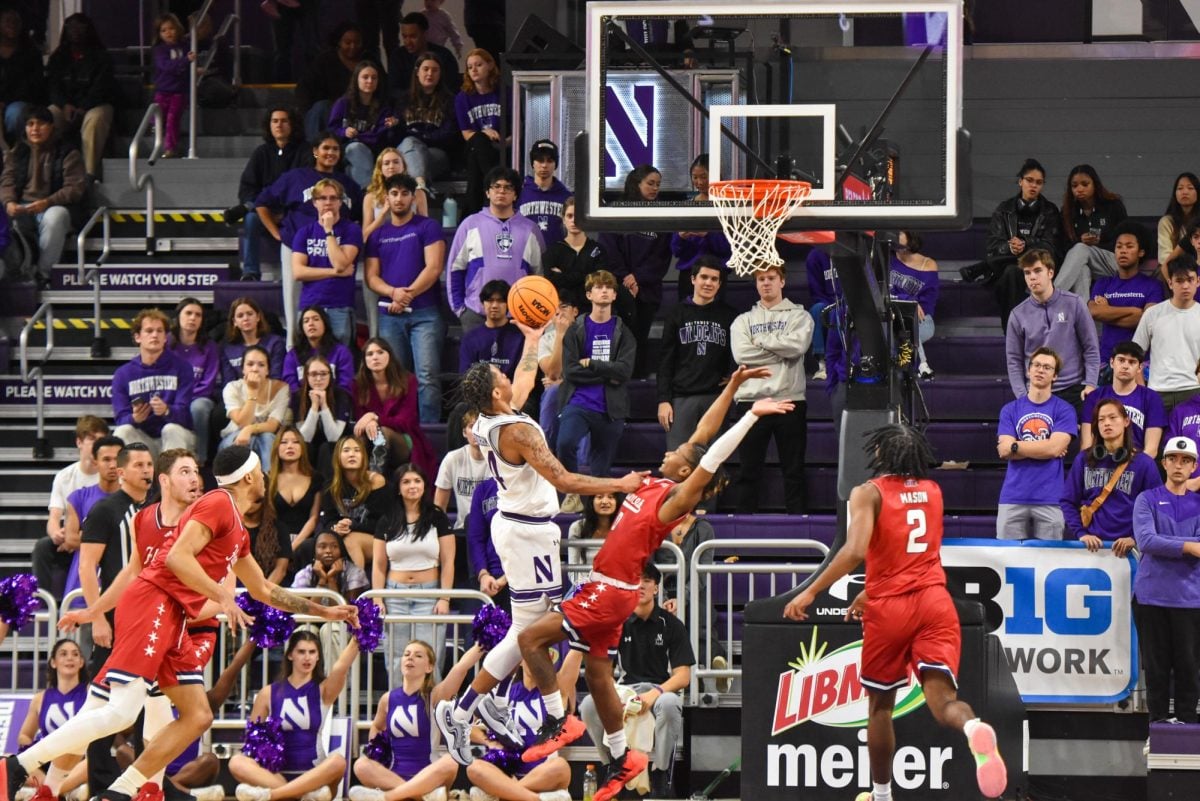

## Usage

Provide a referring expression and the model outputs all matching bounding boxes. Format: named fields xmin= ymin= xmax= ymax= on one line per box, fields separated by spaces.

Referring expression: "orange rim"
xmin=709 ymin=179 xmax=812 ymax=219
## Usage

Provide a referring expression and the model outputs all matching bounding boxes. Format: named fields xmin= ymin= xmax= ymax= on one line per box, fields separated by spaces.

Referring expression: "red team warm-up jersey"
xmin=134 ymin=502 xmax=174 ymax=568
xmin=865 ymin=476 xmax=947 ymax=598
xmin=592 ymin=478 xmax=686 ymax=584
xmin=141 ymin=489 xmax=250 ymax=617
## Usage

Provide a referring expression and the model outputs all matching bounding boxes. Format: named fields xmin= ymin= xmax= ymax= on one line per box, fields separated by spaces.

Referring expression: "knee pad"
xmin=481 ymin=629 xmax=522 ymax=681
xmin=98 ymin=678 xmax=149 ymax=731
xmin=142 ymin=693 xmax=174 ymax=742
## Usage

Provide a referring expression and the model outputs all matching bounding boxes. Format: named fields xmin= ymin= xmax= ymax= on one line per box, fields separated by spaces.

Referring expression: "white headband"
xmin=215 ymin=451 xmax=260 ymax=486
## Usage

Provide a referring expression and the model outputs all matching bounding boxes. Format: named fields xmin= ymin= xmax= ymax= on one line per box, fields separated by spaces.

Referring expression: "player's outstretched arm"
xmin=508 ymin=421 xmax=645 ymax=495
xmin=662 ymin=396 xmax=791 ymax=521
xmin=783 ymin=482 xmax=880 ymax=621
xmin=58 ymin=546 xmax=145 ymax=630
xmin=509 ymin=323 xmax=546 ymax=410
xmin=233 ymin=554 xmax=361 ymax=628
xmin=687 ymin=365 xmax=771 ymax=447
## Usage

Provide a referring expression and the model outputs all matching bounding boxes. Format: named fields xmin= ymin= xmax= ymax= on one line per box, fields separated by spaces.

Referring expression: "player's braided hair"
xmin=459 ymin=362 xmax=497 ymax=414
xmin=681 ymin=442 xmax=729 ymax=500
xmin=864 ymin=424 xmax=935 ymax=478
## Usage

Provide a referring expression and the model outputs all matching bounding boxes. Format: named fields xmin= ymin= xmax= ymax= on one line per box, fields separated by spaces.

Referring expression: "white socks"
xmin=604 ymin=729 xmax=627 ymax=759
xmin=963 ymin=718 xmax=981 ymax=739
xmin=542 ymin=691 xmax=564 ymax=720
xmin=873 ymin=782 xmax=893 ymax=801
xmin=108 ymin=767 xmax=149 ymax=798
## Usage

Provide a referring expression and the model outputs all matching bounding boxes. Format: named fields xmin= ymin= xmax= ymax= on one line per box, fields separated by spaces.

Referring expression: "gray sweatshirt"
xmin=730 ymin=298 xmax=814 ymax=402
xmin=1005 ymin=288 xmax=1099 ymax=397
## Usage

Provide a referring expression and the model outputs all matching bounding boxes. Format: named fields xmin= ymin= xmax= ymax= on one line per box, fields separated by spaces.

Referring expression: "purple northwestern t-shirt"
xmin=998 ymin=393 xmax=1078 ymax=505
xmin=1168 ymin=396 xmax=1200 ymax=478
xmin=364 ymin=215 xmax=444 ymax=312
xmin=1091 ymin=273 xmax=1165 ymax=360
xmin=1081 ymin=384 xmax=1167 ymax=452
xmin=291 ymin=218 xmax=363 ymax=309
xmin=570 ymin=317 xmax=617 ymax=414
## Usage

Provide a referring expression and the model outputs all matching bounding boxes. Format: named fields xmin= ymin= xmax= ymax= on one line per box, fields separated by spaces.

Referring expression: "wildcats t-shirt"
xmin=998 ymin=394 xmax=1078 ymax=505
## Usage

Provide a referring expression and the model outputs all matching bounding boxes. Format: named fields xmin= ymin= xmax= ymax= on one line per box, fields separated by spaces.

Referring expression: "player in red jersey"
xmin=783 ymin=425 xmax=1007 ymax=801
xmin=3 ymin=446 xmax=360 ymax=801
xmin=58 ymin=449 xmax=226 ymax=801
xmin=515 ymin=366 xmax=792 ymax=801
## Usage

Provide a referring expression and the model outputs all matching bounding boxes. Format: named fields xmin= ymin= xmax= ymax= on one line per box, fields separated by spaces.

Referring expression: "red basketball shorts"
xmin=94 ymin=578 xmax=208 ymax=692
xmin=860 ymin=583 xmax=960 ymax=692
xmin=559 ymin=581 xmax=639 ymax=659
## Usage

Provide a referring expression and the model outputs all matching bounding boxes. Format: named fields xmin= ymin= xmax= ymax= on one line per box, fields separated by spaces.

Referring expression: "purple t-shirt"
xmin=1168 ymin=396 xmax=1200 ymax=478
xmin=1081 ymin=384 xmax=1167 ymax=452
xmin=998 ymin=394 xmax=1078 ymax=505
xmin=291 ymin=218 xmax=362 ymax=309
xmin=1091 ymin=273 xmax=1165 ymax=360
xmin=888 ymin=256 xmax=939 ymax=318
xmin=67 ymin=485 xmax=113 ymax=522
xmin=364 ymin=215 xmax=444 ymax=312
xmin=458 ymin=323 xmax=525 ymax=378
xmin=455 ymin=89 xmax=503 ymax=133
xmin=570 ymin=317 xmax=617 ymax=414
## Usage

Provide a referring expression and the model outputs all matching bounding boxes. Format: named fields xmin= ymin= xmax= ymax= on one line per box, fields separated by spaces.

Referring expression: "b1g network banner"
xmin=941 ymin=538 xmax=1137 ymax=704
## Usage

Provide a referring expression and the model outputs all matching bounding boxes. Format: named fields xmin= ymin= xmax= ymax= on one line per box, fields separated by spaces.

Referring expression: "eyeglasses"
xmin=1029 ymin=362 xmax=1056 ymax=372
xmin=489 ymin=184 xmax=516 ymax=193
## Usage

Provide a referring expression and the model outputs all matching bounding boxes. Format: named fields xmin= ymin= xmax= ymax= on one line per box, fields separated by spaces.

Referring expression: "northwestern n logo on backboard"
xmin=605 ymin=84 xmax=654 ymax=178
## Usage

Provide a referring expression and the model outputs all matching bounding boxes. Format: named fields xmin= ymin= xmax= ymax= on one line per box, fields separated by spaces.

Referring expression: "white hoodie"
xmin=730 ymin=298 xmax=814 ymax=402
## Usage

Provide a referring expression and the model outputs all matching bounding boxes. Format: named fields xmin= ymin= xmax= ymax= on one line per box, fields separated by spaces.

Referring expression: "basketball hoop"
xmin=709 ymin=179 xmax=812 ymax=276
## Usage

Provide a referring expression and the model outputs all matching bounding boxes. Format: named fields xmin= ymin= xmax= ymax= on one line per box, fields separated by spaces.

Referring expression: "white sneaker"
xmin=560 ymin=494 xmax=584 ymax=514
xmin=469 ymin=788 xmax=498 ymax=801
xmin=435 ymin=699 xmax=475 ymax=765
xmin=15 ymin=788 xmax=35 ymax=801
xmin=348 ymin=788 xmax=385 ymax=801
xmin=235 ymin=786 xmax=272 ymax=801
xmin=813 ymin=360 xmax=827 ymax=381
xmin=538 ymin=791 xmax=572 ymax=801
xmin=478 ymin=695 xmax=524 ymax=751
xmin=300 ymin=788 xmax=332 ymax=801
xmin=191 ymin=786 xmax=226 ymax=801
xmin=918 ymin=362 xmax=935 ymax=380
xmin=422 ymin=788 xmax=448 ymax=801
xmin=711 ymin=654 xmax=732 ymax=693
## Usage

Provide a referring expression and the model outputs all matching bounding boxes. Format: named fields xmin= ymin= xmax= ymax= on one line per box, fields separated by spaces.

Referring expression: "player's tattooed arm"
xmin=269 ymin=584 xmax=325 ymax=616
xmin=509 ymin=333 xmax=543 ymax=410
xmin=512 ymin=422 xmax=644 ymax=495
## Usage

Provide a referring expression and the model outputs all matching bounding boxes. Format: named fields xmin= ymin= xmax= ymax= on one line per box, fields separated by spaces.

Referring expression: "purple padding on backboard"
xmin=1150 ymin=722 xmax=1200 ymax=755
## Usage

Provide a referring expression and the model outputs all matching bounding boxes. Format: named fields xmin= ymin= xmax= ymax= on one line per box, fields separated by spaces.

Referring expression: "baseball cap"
xmin=529 ymin=139 xmax=559 ymax=163
xmin=1164 ymin=436 xmax=1199 ymax=460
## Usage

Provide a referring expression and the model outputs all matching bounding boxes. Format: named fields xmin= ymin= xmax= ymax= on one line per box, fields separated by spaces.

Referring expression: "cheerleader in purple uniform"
xmin=464 ymin=649 xmax=580 ymax=801
xmin=17 ymin=639 xmax=89 ymax=799
xmin=231 ymin=631 xmax=360 ymax=801
xmin=350 ymin=641 xmax=483 ymax=801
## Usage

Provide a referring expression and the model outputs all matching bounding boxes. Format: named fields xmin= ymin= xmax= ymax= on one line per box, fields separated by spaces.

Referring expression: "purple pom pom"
xmin=472 ymin=605 xmax=511 ymax=652
xmin=480 ymin=746 xmax=522 ymax=773
xmin=0 ymin=574 xmax=40 ymax=628
xmin=363 ymin=731 xmax=392 ymax=766
xmin=243 ymin=717 xmax=286 ymax=772
xmin=236 ymin=592 xmax=295 ymax=648
xmin=353 ymin=597 xmax=383 ymax=653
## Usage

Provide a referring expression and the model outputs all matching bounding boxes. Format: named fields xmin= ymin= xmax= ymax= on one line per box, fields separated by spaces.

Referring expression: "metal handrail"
xmin=18 ymin=303 xmax=55 ymax=458
xmin=1 ymin=589 xmax=58 ymax=692
xmin=76 ymin=206 xmax=112 ymax=357
xmin=688 ymin=538 xmax=829 ymax=698
xmin=129 ymin=103 xmax=163 ymax=254
xmin=188 ymin=0 xmax=215 ymax=159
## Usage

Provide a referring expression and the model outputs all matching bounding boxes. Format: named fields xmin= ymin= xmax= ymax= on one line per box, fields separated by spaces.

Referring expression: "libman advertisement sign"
xmin=744 ymin=623 xmax=977 ymax=800
xmin=941 ymin=539 xmax=1137 ymax=704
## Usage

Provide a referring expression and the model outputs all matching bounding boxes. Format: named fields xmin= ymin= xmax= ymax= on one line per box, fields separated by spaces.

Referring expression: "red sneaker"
xmin=132 ymin=784 xmax=164 ymax=801
xmin=521 ymin=715 xmax=586 ymax=763
xmin=593 ymin=751 xmax=649 ymax=801
xmin=967 ymin=721 xmax=1007 ymax=799
xmin=31 ymin=785 xmax=56 ymax=801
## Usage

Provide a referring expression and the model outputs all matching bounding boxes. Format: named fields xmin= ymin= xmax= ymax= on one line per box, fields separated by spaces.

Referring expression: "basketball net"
xmin=709 ymin=180 xmax=812 ymax=276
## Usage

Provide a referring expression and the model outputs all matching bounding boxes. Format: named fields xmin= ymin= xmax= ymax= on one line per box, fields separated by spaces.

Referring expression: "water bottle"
xmin=442 ymin=196 xmax=459 ymax=228
xmin=583 ymin=764 xmax=597 ymax=801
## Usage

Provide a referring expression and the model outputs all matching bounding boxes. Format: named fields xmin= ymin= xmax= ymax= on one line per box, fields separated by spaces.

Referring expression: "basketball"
xmin=508 ymin=275 xmax=559 ymax=328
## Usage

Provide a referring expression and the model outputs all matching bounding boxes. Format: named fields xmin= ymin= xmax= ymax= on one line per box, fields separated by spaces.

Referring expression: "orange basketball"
xmin=508 ymin=275 xmax=559 ymax=328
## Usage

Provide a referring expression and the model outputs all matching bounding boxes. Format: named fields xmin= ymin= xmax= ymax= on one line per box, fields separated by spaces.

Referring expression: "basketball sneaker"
xmin=2 ymin=755 xmax=30 ymax=801
xmin=521 ymin=715 xmax=586 ymax=763
xmin=298 ymin=788 xmax=331 ymax=801
xmin=189 ymin=787 xmax=225 ymax=801
xmin=347 ymin=789 xmax=384 ymax=801
xmin=468 ymin=788 xmax=497 ymax=801
xmin=435 ymin=700 xmax=475 ymax=766
xmin=477 ymin=696 xmax=525 ymax=751
xmin=234 ymin=786 xmax=270 ymax=801
xmin=593 ymin=751 xmax=649 ymax=801
xmin=966 ymin=721 xmax=1007 ymax=798
xmin=537 ymin=792 xmax=571 ymax=801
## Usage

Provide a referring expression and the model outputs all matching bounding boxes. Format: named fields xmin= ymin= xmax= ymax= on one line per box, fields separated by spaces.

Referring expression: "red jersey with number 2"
xmin=865 ymin=476 xmax=946 ymax=598
xmin=591 ymin=477 xmax=685 ymax=585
